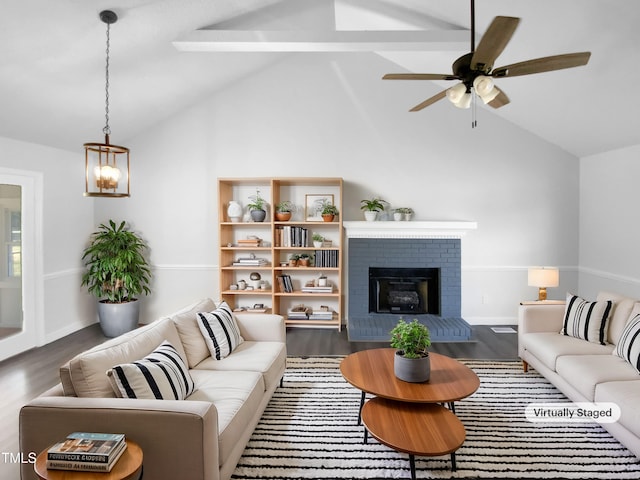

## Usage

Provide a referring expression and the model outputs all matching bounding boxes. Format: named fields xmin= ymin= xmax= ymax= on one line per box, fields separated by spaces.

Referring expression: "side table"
xmin=34 ymin=440 xmax=143 ymax=480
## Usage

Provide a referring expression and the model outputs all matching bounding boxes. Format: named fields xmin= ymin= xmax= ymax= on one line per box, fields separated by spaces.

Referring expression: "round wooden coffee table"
xmin=361 ymin=397 xmax=465 ymax=479
xmin=340 ymin=348 xmax=480 ymax=422
xmin=34 ymin=440 xmax=143 ymax=480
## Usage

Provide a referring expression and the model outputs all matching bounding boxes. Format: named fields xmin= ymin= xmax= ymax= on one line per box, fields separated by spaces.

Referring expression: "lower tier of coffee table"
xmin=361 ymin=397 xmax=465 ymax=480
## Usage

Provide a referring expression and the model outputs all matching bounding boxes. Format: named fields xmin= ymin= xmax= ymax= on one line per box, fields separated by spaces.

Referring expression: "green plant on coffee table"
xmin=390 ymin=318 xmax=431 ymax=359
xmin=360 ymin=197 xmax=387 ymax=212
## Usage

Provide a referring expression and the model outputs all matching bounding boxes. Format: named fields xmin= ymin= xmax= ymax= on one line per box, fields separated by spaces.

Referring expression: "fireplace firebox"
xmin=369 ymin=267 xmax=439 ymax=315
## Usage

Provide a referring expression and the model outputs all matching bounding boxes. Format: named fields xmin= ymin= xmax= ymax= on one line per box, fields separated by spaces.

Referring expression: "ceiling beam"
xmin=173 ymin=29 xmax=469 ymax=52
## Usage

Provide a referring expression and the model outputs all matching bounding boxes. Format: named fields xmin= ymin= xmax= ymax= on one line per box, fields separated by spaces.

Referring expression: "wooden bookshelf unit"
xmin=218 ymin=177 xmax=343 ymax=330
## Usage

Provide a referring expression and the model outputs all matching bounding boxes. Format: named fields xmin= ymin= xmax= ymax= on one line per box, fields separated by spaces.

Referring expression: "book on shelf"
xmin=314 ymin=249 xmax=339 ymax=268
xmin=46 ymin=432 xmax=126 ymax=471
xmin=308 ymin=309 xmax=335 ymax=320
xmin=277 ymin=274 xmax=294 ymax=293
xmin=232 ymin=256 xmax=269 ymax=266
xmin=275 ymin=226 xmax=308 ymax=247
xmin=301 ymin=285 xmax=334 ymax=293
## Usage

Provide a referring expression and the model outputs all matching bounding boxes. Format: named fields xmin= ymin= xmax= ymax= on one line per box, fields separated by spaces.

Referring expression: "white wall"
xmin=0 ymin=136 xmax=95 ymax=345
xmin=97 ymin=52 xmax=581 ymax=325
xmin=579 ymin=144 xmax=640 ymax=299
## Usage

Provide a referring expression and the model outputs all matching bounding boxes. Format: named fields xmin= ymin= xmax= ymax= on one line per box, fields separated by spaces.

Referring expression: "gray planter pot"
xmin=394 ymin=350 xmax=431 ymax=383
xmin=250 ymin=209 xmax=266 ymax=222
xmin=97 ymin=299 xmax=140 ymax=337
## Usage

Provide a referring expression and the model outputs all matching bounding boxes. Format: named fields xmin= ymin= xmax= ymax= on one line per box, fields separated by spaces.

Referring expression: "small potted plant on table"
xmin=247 ymin=189 xmax=267 ymax=222
xmin=390 ymin=318 xmax=432 ymax=383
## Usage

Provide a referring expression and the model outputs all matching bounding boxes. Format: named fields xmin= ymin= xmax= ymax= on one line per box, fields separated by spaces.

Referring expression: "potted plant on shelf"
xmin=360 ymin=197 xmax=387 ymax=221
xmin=321 ymin=202 xmax=339 ymax=222
xmin=288 ymin=254 xmax=300 ymax=267
xmin=247 ymin=189 xmax=267 ymax=222
xmin=312 ymin=233 xmax=324 ymax=248
xmin=393 ymin=207 xmax=414 ymax=221
xmin=275 ymin=200 xmax=295 ymax=221
xmin=81 ymin=220 xmax=152 ymax=338
xmin=298 ymin=253 xmax=312 ymax=267
xmin=390 ymin=318 xmax=432 ymax=383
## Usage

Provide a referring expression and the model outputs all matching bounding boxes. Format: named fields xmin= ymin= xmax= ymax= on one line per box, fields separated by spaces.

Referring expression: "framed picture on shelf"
xmin=305 ymin=194 xmax=334 ymax=221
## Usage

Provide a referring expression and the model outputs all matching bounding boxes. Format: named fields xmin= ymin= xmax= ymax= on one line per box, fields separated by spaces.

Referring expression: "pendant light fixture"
xmin=84 ymin=10 xmax=130 ymax=198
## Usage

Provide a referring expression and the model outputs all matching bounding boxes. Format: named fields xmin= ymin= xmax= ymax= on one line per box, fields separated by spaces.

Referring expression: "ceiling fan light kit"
xmin=84 ymin=9 xmax=130 ymax=198
xmin=383 ymin=0 xmax=591 ymax=124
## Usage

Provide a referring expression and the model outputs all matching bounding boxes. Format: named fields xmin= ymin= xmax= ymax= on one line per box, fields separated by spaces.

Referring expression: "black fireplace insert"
xmin=369 ymin=267 xmax=440 ymax=315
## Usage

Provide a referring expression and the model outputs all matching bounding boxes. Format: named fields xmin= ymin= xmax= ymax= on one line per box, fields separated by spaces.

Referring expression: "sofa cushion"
xmin=561 ymin=293 xmax=612 ymax=345
xmin=595 ymin=380 xmax=640 ymax=439
xmin=194 ymin=340 xmax=286 ymax=391
xmin=188 ymin=370 xmax=264 ymax=465
xmin=521 ymin=332 xmax=614 ymax=371
xmin=197 ymin=302 xmax=244 ymax=360
xmin=107 ymin=340 xmax=195 ymax=400
xmin=67 ymin=317 xmax=186 ymax=398
xmin=166 ymin=297 xmax=216 ymax=368
xmin=555 ymin=354 xmax=640 ymax=401
xmin=614 ymin=313 xmax=640 ymax=373
xmin=597 ymin=291 xmax=638 ymax=345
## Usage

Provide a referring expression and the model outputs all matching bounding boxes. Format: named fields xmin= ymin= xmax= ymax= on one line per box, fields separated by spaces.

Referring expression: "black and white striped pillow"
xmin=196 ymin=301 xmax=244 ymax=360
xmin=561 ymin=293 xmax=612 ymax=345
xmin=107 ymin=341 xmax=195 ymax=399
xmin=615 ymin=314 xmax=640 ymax=373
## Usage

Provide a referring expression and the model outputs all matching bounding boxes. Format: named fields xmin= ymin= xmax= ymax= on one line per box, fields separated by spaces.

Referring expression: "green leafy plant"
xmin=390 ymin=318 xmax=431 ymax=359
xmin=394 ymin=207 xmax=414 ymax=214
xmin=276 ymin=200 xmax=296 ymax=213
xmin=360 ymin=197 xmax=387 ymax=212
xmin=247 ymin=189 xmax=266 ymax=211
xmin=321 ymin=202 xmax=339 ymax=215
xmin=81 ymin=220 xmax=151 ymax=304
xmin=312 ymin=232 xmax=324 ymax=242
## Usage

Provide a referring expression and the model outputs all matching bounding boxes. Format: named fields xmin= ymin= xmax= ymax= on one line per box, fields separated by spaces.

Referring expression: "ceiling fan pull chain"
xmin=471 ymin=92 xmax=478 ymax=128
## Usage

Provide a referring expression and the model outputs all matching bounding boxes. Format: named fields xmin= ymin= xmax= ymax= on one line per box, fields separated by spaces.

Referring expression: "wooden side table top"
xmin=35 ymin=440 xmax=143 ymax=480
xmin=362 ymin=397 xmax=466 ymax=457
xmin=340 ymin=348 xmax=480 ymax=403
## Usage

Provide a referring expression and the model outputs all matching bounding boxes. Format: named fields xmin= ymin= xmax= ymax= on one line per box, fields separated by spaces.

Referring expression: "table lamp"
xmin=528 ymin=267 xmax=559 ymax=301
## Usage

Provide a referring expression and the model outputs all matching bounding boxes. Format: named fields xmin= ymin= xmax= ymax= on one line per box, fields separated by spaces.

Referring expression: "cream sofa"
xmin=518 ymin=291 xmax=640 ymax=458
xmin=19 ymin=298 xmax=287 ymax=480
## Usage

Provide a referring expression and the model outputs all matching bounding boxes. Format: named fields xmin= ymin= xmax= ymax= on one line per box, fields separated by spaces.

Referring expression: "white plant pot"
xmin=364 ymin=211 xmax=377 ymax=222
xmin=313 ymin=241 xmax=323 ymax=248
xmin=393 ymin=212 xmax=403 ymax=221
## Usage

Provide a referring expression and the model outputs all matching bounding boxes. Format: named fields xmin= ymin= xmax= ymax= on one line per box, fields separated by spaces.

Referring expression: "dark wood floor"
xmin=0 ymin=322 xmax=517 ymax=478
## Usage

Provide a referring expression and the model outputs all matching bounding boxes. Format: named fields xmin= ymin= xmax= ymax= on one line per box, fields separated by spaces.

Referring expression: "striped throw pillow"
xmin=107 ymin=341 xmax=195 ymax=399
xmin=561 ymin=293 xmax=612 ymax=345
xmin=197 ymin=301 xmax=244 ymax=360
xmin=615 ymin=314 xmax=640 ymax=373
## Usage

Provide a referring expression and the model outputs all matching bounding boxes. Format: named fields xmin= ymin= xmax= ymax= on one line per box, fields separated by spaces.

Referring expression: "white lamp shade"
xmin=527 ymin=267 xmax=560 ymax=287
xmin=446 ymin=83 xmax=467 ymax=103
xmin=473 ymin=75 xmax=494 ymax=96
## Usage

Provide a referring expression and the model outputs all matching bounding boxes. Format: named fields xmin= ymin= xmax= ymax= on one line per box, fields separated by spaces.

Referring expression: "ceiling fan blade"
xmin=492 ymin=52 xmax=591 ymax=78
xmin=383 ymin=73 xmax=459 ymax=81
xmin=409 ymin=90 xmax=447 ymax=112
xmin=487 ymin=87 xmax=510 ymax=109
xmin=471 ymin=16 xmax=520 ymax=72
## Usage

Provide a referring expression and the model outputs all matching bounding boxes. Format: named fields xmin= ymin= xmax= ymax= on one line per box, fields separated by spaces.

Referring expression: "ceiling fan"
xmin=383 ymin=0 xmax=591 ymax=114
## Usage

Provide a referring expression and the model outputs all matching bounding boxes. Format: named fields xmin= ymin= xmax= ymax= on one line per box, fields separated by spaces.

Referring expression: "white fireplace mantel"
xmin=343 ymin=220 xmax=477 ymax=239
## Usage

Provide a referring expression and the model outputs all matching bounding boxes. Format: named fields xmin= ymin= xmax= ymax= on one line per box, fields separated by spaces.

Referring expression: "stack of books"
xmin=232 ymin=256 xmax=269 ymax=266
xmin=287 ymin=305 xmax=312 ymax=319
xmin=308 ymin=309 xmax=335 ymax=320
xmin=46 ymin=432 xmax=127 ymax=472
xmin=237 ymin=238 xmax=262 ymax=247
xmin=301 ymin=284 xmax=334 ymax=294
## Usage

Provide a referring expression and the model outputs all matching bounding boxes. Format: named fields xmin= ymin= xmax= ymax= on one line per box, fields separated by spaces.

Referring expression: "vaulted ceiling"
xmin=2 ymin=0 xmax=639 ymax=157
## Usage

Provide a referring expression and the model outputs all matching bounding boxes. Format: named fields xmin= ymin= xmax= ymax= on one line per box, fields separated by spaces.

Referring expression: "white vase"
xmin=227 ymin=201 xmax=243 ymax=222
xmin=393 ymin=212 xmax=403 ymax=221
xmin=364 ymin=211 xmax=377 ymax=222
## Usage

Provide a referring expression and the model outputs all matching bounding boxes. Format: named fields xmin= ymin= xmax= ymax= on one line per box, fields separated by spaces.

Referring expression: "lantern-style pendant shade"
xmin=84 ymin=134 xmax=130 ymax=197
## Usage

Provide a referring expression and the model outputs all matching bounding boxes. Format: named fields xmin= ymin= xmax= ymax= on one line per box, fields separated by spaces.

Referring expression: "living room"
xmin=2 ymin=1 xmax=640 ymax=478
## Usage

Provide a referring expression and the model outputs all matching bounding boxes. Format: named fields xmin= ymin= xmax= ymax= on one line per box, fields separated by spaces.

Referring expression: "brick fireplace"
xmin=343 ymin=221 xmax=476 ymax=342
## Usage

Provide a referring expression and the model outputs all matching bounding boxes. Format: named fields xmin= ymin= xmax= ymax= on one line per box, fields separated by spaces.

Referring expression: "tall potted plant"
xmin=81 ymin=220 xmax=152 ymax=337
xmin=390 ymin=318 xmax=432 ymax=382
xmin=247 ymin=189 xmax=267 ymax=222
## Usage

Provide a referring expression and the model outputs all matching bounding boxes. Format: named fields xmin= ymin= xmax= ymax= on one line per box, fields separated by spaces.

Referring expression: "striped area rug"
xmin=232 ymin=357 xmax=640 ymax=479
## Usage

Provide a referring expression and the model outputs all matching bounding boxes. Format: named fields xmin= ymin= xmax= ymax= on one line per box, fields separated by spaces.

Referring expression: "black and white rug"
xmin=232 ymin=357 xmax=640 ymax=479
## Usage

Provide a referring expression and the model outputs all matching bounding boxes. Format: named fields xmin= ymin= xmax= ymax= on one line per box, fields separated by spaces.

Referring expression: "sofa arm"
xmin=518 ymin=303 xmax=566 ymax=334
xmin=19 ymin=387 xmax=219 ymax=480
xmin=235 ymin=313 xmax=286 ymax=343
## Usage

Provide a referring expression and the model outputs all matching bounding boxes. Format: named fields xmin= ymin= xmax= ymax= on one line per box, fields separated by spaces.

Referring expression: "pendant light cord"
xmin=103 ymin=21 xmax=111 ymax=136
